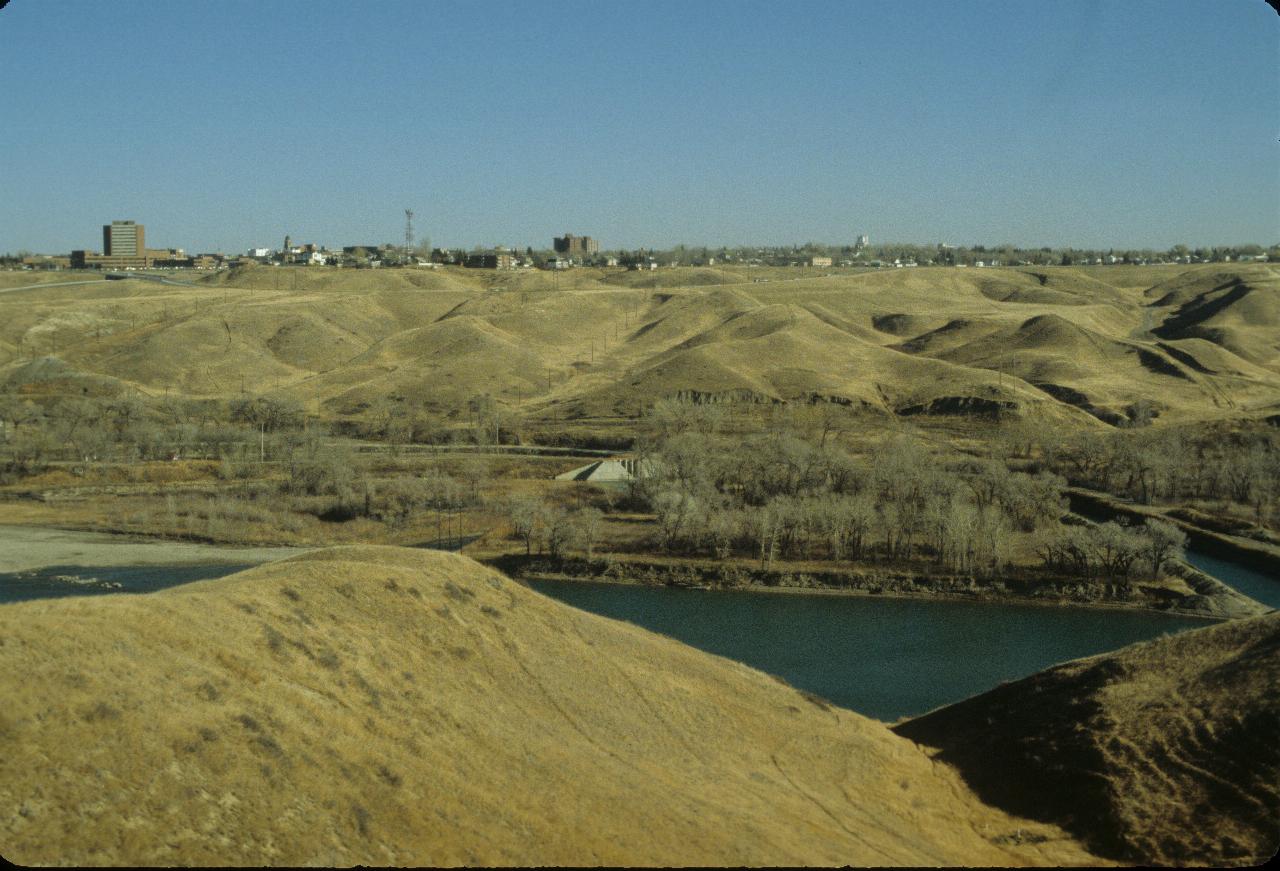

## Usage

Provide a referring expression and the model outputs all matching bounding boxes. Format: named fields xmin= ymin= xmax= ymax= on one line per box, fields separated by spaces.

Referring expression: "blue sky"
xmin=1 ymin=0 xmax=1276 ymax=253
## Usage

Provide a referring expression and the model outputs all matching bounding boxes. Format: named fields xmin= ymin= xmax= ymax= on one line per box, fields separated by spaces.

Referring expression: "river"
xmin=526 ymin=578 xmax=1209 ymax=721
xmin=0 ymin=563 xmax=259 ymax=604
xmin=0 ymin=527 xmax=1269 ymax=722
xmin=1185 ymin=551 xmax=1280 ymax=610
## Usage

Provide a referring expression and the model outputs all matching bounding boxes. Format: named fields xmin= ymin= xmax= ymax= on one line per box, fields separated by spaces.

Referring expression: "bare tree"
xmin=571 ymin=506 xmax=605 ymax=558
xmin=459 ymin=457 xmax=490 ymax=504
xmin=539 ymin=504 xmax=574 ymax=558
xmin=1092 ymin=521 xmax=1144 ymax=587
xmin=0 ymin=396 xmax=40 ymax=442
xmin=507 ymin=495 xmax=541 ymax=556
xmin=645 ymin=396 xmax=724 ymax=441
xmin=1143 ymin=518 xmax=1187 ymax=580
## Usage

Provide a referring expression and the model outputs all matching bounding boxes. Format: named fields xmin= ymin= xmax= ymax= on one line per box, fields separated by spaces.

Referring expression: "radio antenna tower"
xmin=404 ymin=209 xmax=415 ymax=264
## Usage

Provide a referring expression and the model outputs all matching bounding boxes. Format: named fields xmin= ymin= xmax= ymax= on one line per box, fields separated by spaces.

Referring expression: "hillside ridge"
xmin=0 ymin=546 xmax=1098 ymax=867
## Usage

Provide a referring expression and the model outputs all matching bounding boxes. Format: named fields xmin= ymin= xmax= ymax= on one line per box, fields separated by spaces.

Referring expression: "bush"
xmin=284 ymin=444 xmax=357 ymax=497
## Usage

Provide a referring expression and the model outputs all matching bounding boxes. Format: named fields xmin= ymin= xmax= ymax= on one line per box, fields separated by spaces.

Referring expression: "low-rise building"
xmin=465 ymin=252 xmax=515 ymax=269
xmin=70 ymin=250 xmax=150 ymax=269
xmin=20 ymin=255 xmax=71 ymax=270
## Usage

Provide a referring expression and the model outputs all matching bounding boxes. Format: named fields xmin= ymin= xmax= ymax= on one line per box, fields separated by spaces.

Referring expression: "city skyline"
xmin=1 ymin=0 xmax=1277 ymax=254
xmin=16 ymin=212 xmax=1278 ymax=262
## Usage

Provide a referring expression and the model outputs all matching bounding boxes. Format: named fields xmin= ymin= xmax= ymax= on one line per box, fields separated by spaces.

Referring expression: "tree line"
xmin=1038 ymin=425 xmax=1280 ymax=528
xmin=506 ymin=400 xmax=1189 ymax=588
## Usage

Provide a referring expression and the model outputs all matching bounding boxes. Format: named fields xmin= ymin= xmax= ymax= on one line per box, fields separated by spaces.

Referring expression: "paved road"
xmin=0 ymin=278 xmax=109 ymax=294
xmin=0 ymin=272 xmax=201 ymax=295
xmin=105 ymin=272 xmax=201 ymax=287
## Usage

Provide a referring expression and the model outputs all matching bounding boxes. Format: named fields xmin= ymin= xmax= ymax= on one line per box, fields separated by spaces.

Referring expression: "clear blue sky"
xmin=1 ymin=0 xmax=1276 ymax=254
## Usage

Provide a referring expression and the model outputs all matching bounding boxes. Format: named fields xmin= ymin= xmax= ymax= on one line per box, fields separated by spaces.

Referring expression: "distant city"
xmin=4 ymin=219 xmax=1277 ymax=272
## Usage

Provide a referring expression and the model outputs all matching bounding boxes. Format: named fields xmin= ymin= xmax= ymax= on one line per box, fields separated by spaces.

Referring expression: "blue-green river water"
xmin=0 ymin=563 xmax=256 ymax=604
xmin=526 ymin=578 xmax=1210 ymax=721
xmin=1185 ymin=551 xmax=1280 ymax=610
xmin=2 ymin=548 xmax=1272 ymax=722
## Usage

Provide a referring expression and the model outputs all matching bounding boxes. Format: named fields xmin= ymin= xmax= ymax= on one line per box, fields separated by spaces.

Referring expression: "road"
xmin=0 ymin=278 xmax=109 ymax=294
xmin=0 ymin=272 xmax=202 ymax=295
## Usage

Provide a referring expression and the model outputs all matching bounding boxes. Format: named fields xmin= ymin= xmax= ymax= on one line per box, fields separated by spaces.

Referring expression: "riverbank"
xmin=1066 ymin=487 xmax=1280 ymax=577
xmin=485 ymin=551 xmax=1266 ymax=621
xmin=3 ymin=518 xmax=1267 ymax=622
xmin=0 ymin=524 xmax=306 ymax=574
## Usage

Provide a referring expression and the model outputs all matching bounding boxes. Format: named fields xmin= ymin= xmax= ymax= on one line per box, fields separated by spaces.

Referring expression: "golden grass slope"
xmin=894 ymin=612 xmax=1280 ymax=867
xmin=0 ymin=264 xmax=1276 ymax=424
xmin=1148 ymin=266 xmax=1280 ymax=370
xmin=0 ymin=546 xmax=1098 ymax=867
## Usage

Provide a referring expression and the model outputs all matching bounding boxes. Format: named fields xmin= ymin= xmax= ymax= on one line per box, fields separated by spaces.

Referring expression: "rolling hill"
xmin=0 ymin=263 xmax=1276 ymax=427
xmin=894 ymin=611 xmax=1280 ymax=866
xmin=0 ymin=546 xmax=1098 ymax=866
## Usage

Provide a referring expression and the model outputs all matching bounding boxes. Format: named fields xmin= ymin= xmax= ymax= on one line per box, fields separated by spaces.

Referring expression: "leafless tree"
xmin=571 ymin=506 xmax=605 ymax=558
xmin=1143 ymin=518 xmax=1187 ymax=580
xmin=507 ymin=495 xmax=541 ymax=556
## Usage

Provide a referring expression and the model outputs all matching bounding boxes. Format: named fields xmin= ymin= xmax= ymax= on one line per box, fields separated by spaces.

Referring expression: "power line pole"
xmin=404 ymin=209 xmax=415 ymax=264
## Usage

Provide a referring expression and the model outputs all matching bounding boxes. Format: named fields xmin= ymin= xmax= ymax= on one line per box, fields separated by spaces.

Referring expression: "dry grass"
xmin=0 ymin=546 xmax=1105 ymax=867
xmin=1 ymin=264 xmax=1276 ymax=430
xmin=895 ymin=612 xmax=1280 ymax=866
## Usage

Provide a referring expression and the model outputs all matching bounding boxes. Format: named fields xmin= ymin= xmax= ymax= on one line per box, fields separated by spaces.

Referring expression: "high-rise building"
xmin=553 ymin=233 xmax=599 ymax=257
xmin=856 ymin=234 xmax=870 ymax=248
xmin=103 ymin=220 xmax=145 ymax=257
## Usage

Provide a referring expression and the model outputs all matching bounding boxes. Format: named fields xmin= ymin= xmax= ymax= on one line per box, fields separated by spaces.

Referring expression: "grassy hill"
xmin=0 ymin=546 xmax=1098 ymax=866
xmin=1148 ymin=267 xmax=1280 ymax=370
xmin=0 ymin=263 xmax=1276 ymax=428
xmin=894 ymin=612 xmax=1280 ymax=866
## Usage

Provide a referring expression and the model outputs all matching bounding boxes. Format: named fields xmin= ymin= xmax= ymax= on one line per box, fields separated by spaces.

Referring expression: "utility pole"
xmin=404 ymin=209 xmax=415 ymax=264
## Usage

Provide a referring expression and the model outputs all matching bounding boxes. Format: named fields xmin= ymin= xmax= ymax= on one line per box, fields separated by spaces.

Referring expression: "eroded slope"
xmin=894 ymin=613 xmax=1280 ymax=866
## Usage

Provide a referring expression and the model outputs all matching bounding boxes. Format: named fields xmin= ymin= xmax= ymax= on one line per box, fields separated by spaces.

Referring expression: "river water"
xmin=0 ymin=563 xmax=257 ymax=604
xmin=1 ymin=543 xmax=1268 ymax=722
xmin=1185 ymin=551 xmax=1280 ymax=610
xmin=526 ymin=579 xmax=1209 ymax=721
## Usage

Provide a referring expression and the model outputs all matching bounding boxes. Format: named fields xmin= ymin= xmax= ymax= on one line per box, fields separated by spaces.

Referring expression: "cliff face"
xmin=895 ymin=612 xmax=1280 ymax=866
xmin=0 ymin=546 xmax=1094 ymax=867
